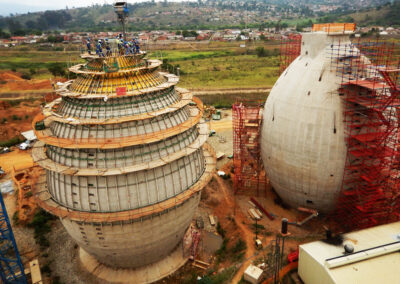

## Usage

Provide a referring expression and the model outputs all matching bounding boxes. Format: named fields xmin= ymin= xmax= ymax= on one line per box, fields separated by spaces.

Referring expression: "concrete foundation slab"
xmin=79 ymin=243 xmax=188 ymax=284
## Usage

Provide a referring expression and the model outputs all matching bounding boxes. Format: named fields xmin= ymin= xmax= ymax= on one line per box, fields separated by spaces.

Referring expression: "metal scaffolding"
xmin=0 ymin=194 xmax=27 ymax=284
xmin=279 ymin=34 xmax=302 ymax=74
xmin=330 ymin=39 xmax=400 ymax=231
xmin=232 ymin=101 xmax=266 ymax=195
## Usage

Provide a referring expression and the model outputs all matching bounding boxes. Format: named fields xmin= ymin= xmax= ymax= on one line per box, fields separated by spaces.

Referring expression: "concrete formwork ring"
xmin=32 ymin=143 xmax=216 ymax=224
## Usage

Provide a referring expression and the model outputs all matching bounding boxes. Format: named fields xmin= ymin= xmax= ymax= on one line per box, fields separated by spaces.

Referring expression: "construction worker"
xmin=124 ymin=41 xmax=130 ymax=55
xmin=135 ymin=39 xmax=140 ymax=54
xmin=86 ymin=38 xmax=91 ymax=54
xmin=118 ymin=38 xmax=124 ymax=55
xmin=96 ymin=40 xmax=104 ymax=57
xmin=105 ymin=38 xmax=112 ymax=56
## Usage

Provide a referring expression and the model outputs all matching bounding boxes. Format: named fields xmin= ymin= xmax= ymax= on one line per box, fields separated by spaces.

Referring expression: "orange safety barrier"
xmin=312 ymin=23 xmax=356 ymax=33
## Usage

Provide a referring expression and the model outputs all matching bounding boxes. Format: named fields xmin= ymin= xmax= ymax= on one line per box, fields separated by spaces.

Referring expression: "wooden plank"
xmin=208 ymin=215 xmax=216 ymax=226
xmin=29 ymin=259 xmax=43 ymax=284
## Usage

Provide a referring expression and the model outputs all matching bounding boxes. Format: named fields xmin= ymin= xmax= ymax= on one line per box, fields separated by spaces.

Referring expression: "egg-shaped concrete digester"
xmin=260 ymin=32 xmax=352 ymax=212
xmin=32 ymin=51 xmax=216 ymax=277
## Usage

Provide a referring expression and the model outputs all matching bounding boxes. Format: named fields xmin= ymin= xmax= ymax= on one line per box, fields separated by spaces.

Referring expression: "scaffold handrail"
xmin=33 ymin=96 xmax=203 ymax=149
xmin=41 ymin=89 xmax=192 ymax=126
xmin=312 ymin=23 xmax=356 ymax=33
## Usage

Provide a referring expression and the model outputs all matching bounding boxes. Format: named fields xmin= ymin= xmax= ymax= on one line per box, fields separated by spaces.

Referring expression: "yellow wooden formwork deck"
xmin=68 ymin=59 xmax=161 ymax=76
xmin=56 ymin=72 xmax=179 ymax=99
xmin=32 ymin=143 xmax=216 ymax=223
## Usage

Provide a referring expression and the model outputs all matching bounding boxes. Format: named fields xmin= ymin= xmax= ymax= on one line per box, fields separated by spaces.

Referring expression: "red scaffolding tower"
xmin=232 ymin=36 xmax=302 ymax=195
xmin=331 ymin=39 xmax=400 ymax=231
xmin=232 ymin=101 xmax=267 ymax=195
xmin=279 ymin=34 xmax=302 ymax=74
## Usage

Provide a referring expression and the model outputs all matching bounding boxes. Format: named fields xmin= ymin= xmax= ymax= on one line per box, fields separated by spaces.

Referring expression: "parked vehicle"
xmin=0 ymin=147 xmax=10 ymax=154
xmin=0 ymin=167 xmax=5 ymax=178
xmin=19 ymin=140 xmax=33 ymax=150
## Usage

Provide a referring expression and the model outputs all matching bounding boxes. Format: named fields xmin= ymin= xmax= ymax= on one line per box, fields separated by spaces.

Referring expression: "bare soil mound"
xmin=0 ymin=71 xmax=24 ymax=81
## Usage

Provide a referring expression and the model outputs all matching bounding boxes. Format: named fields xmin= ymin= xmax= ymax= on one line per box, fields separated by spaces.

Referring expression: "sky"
xmin=0 ymin=0 xmax=187 ymax=16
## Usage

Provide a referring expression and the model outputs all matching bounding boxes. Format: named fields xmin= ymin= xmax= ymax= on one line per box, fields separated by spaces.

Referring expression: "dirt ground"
xmin=199 ymin=165 xmax=326 ymax=284
xmin=0 ymin=100 xmax=42 ymax=141
xmin=0 ymin=149 xmax=34 ymax=173
xmin=0 ymin=71 xmax=53 ymax=93
xmin=0 ymin=71 xmax=62 ymax=141
xmin=206 ymin=109 xmax=233 ymax=169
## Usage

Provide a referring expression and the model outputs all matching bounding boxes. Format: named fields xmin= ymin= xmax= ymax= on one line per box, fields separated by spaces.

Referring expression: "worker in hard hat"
xmin=96 ymin=40 xmax=104 ymax=57
xmin=105 ymin=38 xmax=112 ymax=56
xmin=134 ymin=39 xmax=140 ymax=54
xmin=118 ymin=38 xmax=124 ymax=55
xmin=124 ymin=41 xmax=130 ymax=55
xmin=86 ymin=38 xmax=91 ymax=55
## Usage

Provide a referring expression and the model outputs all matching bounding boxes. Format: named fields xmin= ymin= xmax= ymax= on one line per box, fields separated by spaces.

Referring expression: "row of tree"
xmin=0 ymin=10 xmax=72 ymax=36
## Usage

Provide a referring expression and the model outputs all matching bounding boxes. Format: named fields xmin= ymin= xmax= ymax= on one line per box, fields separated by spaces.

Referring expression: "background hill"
xmin=0 ymin=0 xmax=397 ymax=35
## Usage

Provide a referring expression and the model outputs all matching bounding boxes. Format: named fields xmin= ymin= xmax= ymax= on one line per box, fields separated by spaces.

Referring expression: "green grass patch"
xmin=198 ymin=266 xmax=237 ymax=284
xmin=0 ymin=136 xmax=24 ymax=147
xmin=175 ymin=54 xmax=279 ymax=89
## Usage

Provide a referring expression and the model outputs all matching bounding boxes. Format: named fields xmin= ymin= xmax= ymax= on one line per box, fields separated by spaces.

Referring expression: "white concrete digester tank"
xmin=260 ymin=31 xmax=354 ymax=213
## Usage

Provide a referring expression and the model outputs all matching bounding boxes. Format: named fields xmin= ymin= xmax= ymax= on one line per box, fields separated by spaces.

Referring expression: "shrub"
xmin=41 ymin=262 xmax=52 ymax=276
xmin=252 ymin=223 xmax=265 ymax=231
xmin=52 ymin=276 xmax=64 ymax=284
xmin=47 ymin=63 xmax=66 ymax=77
xmin=0 ymin=136 xmax=23 ymax=147
xmin=215 ymin=238 xmax=228 ymax=262
xmin=28 ymin=209 xmax=56 ymax=248
xmin=216 ymin=222 xmax=225 ymax=238
xmin=232 ymin=238 xmax=246 ymax=253
xmin=21 ymin=73 xmax=31 ymax=80
xmin=12 ymin=211 xmax=19 ymax=225
xmin=255 ymin=47 xmax=268 ymax=57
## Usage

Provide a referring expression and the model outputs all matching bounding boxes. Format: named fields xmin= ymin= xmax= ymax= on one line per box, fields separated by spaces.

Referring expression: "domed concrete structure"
xmin=261 ymin=31 xmax=354 ymax=213
xmin=32 ymin=47 xmax=215 ymax=282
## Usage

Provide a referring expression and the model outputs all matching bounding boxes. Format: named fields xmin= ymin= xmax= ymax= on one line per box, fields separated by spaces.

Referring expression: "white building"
xmin=299 ymin=222 xmax=400 ymax=284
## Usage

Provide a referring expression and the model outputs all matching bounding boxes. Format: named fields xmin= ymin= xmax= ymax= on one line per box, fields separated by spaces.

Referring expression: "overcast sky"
xmin=1 ymin=0 xmax=187 ymax=16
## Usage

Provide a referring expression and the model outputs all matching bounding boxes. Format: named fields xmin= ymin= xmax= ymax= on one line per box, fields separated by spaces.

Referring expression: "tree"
xmin=47 ymin=63 xmax=66 ymax=77
xmin=256 ymin=47 xmax=269 ymax=57
xmin=182 ymin=30 xmax=198 ymax=38
xmin=0 ymin=29 xmax=10 ymax=39
xmin=47 ymin=35 xmax=63 ymax=43
xmin=6 ymin=19 xmax=22 ymax=34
